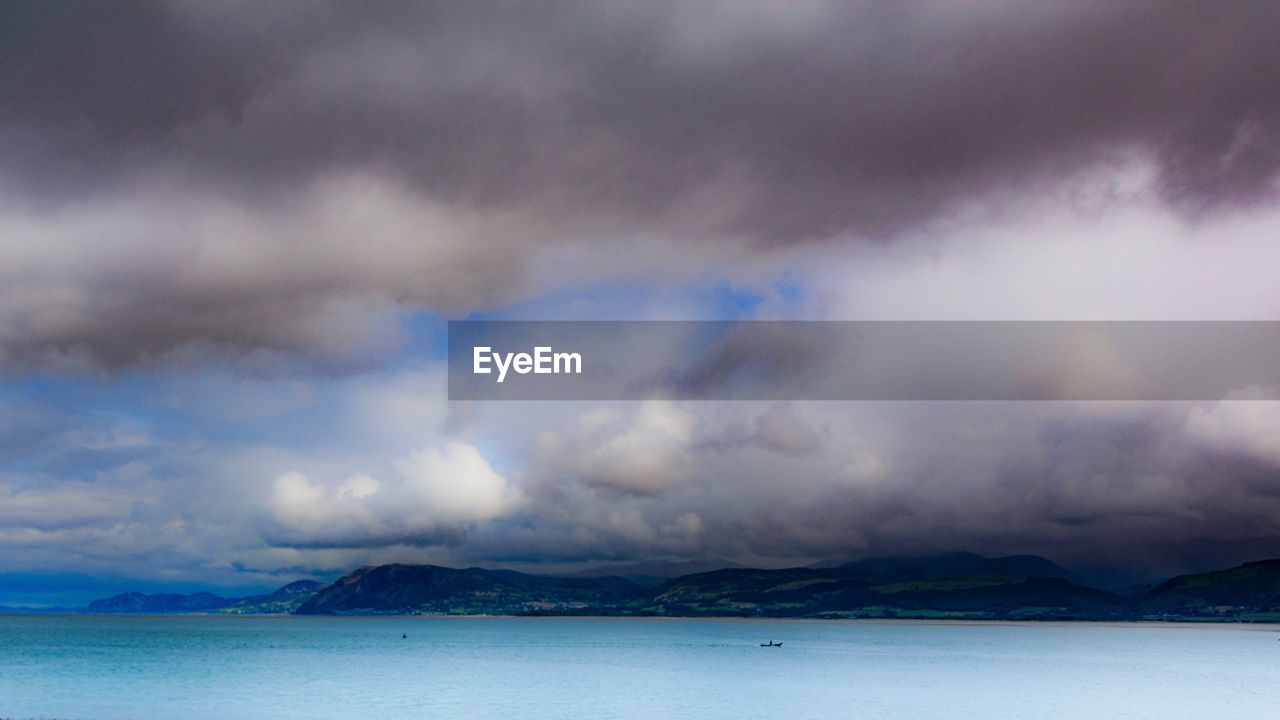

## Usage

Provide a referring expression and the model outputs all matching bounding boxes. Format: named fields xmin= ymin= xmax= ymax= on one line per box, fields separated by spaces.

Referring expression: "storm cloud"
xmin=3 ymin=0 xmax=1280 ymax=368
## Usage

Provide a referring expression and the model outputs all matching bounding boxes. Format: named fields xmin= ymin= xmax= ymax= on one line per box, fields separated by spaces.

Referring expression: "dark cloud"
xmin=5 ymin=1 xmax=1279 ymax=220
xmin=2 ymin=1 xmax=1279 ymax=369
xmin=416 ymin=400 xmax=1280 ymax=585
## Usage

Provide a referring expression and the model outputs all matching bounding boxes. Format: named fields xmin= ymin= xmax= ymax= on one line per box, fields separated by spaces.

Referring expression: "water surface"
xmin=2 ymin=616 xmax=1276 ymax=719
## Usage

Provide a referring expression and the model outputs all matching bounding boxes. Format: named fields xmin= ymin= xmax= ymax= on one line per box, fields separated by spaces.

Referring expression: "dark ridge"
xmin=80 ymin=555 xmax=1280 ymax=622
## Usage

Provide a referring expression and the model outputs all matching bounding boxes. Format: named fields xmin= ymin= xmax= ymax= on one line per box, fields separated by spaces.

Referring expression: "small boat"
xmin=760 ymin=641 xmax=782 ymax=647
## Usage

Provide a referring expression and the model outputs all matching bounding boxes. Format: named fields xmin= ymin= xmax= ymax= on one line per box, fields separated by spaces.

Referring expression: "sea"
xmin=1 ymin=615 xmax=1276 ymax=719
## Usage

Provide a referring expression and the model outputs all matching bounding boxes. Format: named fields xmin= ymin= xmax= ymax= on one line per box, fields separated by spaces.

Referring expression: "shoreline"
xmin=4 ymin=612 xmax=1277 ymax=629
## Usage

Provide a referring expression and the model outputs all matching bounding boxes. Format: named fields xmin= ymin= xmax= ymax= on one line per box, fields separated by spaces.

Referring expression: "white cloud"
xmin=1184 ymin=387 xmax=1280 ymax=467
xmin=336 ymin=473 xmax=380 ymax=500
xmin=267 ymin=441 xmax=523 ymax=547
xmin=575 ymin=401 xmax=696 ymax=495
xmin=0 ymin=480 xmax=134 ymax=531
xmin=810 ymin=187 xmax=1280 ymax=322
xmin=395 ymin=442 xmax=524 ymax=522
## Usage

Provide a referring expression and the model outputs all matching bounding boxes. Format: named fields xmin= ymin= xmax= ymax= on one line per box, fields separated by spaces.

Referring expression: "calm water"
xmin=1 ymin=616 xmax=1277 ymax=720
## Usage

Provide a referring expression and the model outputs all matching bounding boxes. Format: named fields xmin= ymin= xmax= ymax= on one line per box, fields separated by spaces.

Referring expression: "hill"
xmin=643 ymin=564 xmax=1122 ymax=620
xmin=87 ymin=580 xmax=324 ymax=614
xmin=1138 ymin=559 xmax=1280 ymax=620
xmin=296 ymin=556 xmax=1125 ymax=620
xmin=87 ymin=591 xmax=235 ymax=613
xmin=79 ymin=555 xmax=1280 ymax=621
xmin=225 ymin=580 xmax=326 ymax=614
xmin=295 ymin=565 xmax=639 ymax=615
xmin=569 ymin=558 xmax=746 ymax=588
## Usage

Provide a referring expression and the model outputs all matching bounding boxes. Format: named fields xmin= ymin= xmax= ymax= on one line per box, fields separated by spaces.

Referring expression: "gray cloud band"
xmin=3 ymin=1 xmax=1280 ymax=372
xmin=5 ymin=1 xmax=1280 ymax=226
xmin=449 ymin=321 xmax=1280 ymax=401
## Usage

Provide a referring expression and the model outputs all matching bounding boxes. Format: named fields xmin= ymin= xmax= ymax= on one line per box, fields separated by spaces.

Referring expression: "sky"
xmin=2 ymin=0 xmax=1280 ymax=606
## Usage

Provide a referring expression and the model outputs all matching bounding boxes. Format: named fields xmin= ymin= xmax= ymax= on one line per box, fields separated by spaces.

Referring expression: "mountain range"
xmin=85 ymin=580 xmax=324 ymax=614
xmin=62 ymin=554 xmax=1280 ymax=622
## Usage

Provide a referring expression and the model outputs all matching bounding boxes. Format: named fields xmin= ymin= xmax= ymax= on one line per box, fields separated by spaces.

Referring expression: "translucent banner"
xmin=448 ymin=321 xmax=1280 ymax=401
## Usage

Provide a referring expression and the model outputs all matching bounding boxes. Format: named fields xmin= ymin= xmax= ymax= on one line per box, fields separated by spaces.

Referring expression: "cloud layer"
xmin=2 ymin=2 xmax=1280 ymax=600
xmin=3 ymin=1 xmax=1280 ymax=369
xmin=4 ymin=368 xmax=1280 ymax=594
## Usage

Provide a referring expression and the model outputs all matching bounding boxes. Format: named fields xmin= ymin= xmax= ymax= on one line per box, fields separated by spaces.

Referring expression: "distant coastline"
xmin=15 ymin=553 xmax=1280 ymax=624
xmin=5 ymin=614 xmax=1279 ymax=632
